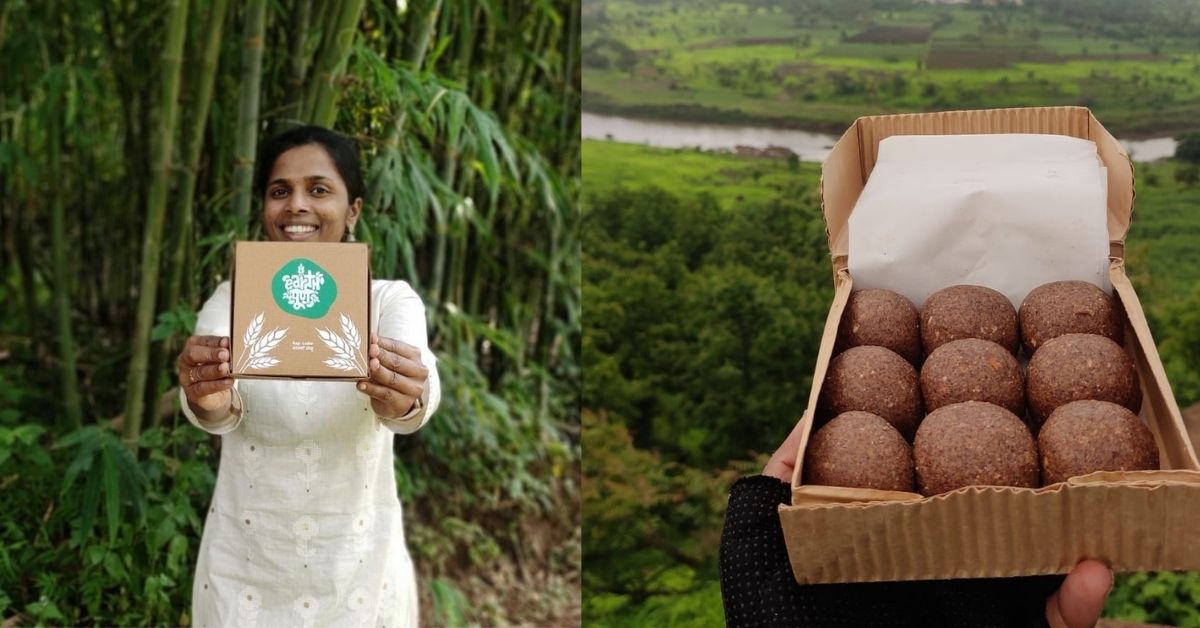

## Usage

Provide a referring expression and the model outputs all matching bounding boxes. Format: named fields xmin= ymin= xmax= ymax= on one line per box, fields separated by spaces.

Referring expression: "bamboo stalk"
xmin=406 ymin=0 xmax=443 ymax=69
xmin=429 ymin=156 xmax=457 ymax=305
xmin=230 ymin=0 xmax=268 ymax=236
xmin=454 ymin=1 xmax=479 ymax=80
xmin=122 ymin=0 xmax=191 ymax=449
xmin=151 ymin=0 xmax=231 ymax=429
xmin=297 ymin=0 xmax=333 ymax=120
xmin=560 ymin=0 xmax=578 ymax=161
xmin=281 ymin=0 xmax=313 ymax=128
xmin=48 ymin=92 xmax=83 ymax=430
xmin=168 ymin=0 xmax=229 ymax=304
xmin=303 ymin=0 xmax=366 ymax=126
xmin=0 ymin=1 xmax=10 ymax=52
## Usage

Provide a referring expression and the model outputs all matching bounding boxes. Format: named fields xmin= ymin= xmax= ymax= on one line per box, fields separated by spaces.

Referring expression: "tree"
xmin=121 ymin=0 xmax=191 ymax=448
xmin=1175 ymin=164 xmax=1200 ymax=188
xmin=230 ymin=0 xmax=269 ymax=236
xmin=1175 ymin=133 xmax=1200 ymax=164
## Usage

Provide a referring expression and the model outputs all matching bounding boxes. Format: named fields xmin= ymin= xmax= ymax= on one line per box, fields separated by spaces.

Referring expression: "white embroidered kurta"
xmin=181 ymin=279 xmax=440 ymax=628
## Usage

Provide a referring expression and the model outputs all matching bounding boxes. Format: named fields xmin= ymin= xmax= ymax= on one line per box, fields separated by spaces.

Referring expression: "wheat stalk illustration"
xmin=238 ymin=312 xmax=288 ymax=371
xmin=318 ymin=313 xmax=366 ymax=375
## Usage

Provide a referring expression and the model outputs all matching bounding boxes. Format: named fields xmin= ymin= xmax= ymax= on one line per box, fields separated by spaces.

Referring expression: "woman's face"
xmin=262 ymin=143 xmax=362 ymax=242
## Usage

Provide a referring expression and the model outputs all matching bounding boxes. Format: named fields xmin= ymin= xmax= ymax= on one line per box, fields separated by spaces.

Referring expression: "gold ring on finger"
xmin=189 ymin=368 xmax=199 ymax=384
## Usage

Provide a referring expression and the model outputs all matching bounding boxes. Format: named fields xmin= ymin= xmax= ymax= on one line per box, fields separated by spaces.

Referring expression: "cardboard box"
xmin=780 ymin=106 xmax=1200 ymax=584
xmin=230 ymin=242 xmax=370 ymax=380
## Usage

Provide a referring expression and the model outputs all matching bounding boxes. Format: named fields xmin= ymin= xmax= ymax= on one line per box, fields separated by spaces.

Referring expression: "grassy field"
xmin=582 ymin=139 xmax=818 ymax=209
xmin=583 ymin=0 xmax=1200 ymax=135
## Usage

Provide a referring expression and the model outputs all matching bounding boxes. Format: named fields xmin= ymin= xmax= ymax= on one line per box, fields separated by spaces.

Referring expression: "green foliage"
xmin=584 ymin=184 xmax=830 ymax=467
xmin=1175 ymin=163 xmax=1200 ymax=187
xmin=582 ymin=411 xmax=739 ymax=626
xmin=1156 ymin=282 xmax=1200 ymax=406
xmin=1106 ymin=572 xmax=1200 ymax=626
xmin=0 ymin=414 xmax=215 ymax=625
xmin=583 ymin=139 xmax=821 ymax=210
xmin=583 ymin=166 xmax=829 ymax=622
xmin=584 ymin=0 xmax=1200 ymax=134
xmin=1176 ymin=132 xmax=1200 ymax=164
xmin=152 ymin=304 xmax=199 ymax=343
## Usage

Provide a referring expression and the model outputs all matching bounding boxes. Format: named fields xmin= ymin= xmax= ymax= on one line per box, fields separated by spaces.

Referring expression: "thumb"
xmin=1045 ymin=559 xmax=1113 ymax=628
xmin=762 ymin=415 xmax=809 ymax=481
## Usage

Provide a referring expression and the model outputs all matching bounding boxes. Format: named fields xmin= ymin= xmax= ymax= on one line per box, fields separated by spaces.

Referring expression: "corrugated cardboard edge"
xmin=229 ymin=242 xmax=373 ymax=382
xmin=785 ymin=107 xmax=1200 ymax=584
xmin=781 ymin=478 xmax=1200 ymax=583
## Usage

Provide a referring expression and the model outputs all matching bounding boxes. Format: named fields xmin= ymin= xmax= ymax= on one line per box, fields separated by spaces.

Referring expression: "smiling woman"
xmin=256 ymin=127 xmax=365 ymax=243
xmin=174 ymin=125 xmax=440 ymax=626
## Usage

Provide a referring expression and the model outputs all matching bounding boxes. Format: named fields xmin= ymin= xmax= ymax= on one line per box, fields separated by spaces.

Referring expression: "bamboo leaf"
xmin=426 ymin=34 xmax=453 ymax=68
xmin=102 ymin=443 xmax=119 ymax=542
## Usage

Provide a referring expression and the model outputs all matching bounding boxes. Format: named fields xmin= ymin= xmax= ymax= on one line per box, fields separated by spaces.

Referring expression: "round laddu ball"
xmin=1039 ymin=400 xmax=1159 ymax=485
xmin=921 ymin=285 xmax=1019 ymax=356
xmin=1019 ymin=280 xmax=1123 ymax=355
xmin=1026 ymin=333 xmax=1142 ymax=424
xmin=913 ymin=401 xmax=1039 ymax=496
xmin=803 ymin=411 xmax=915 ymax=492
xmin=836 ymin=289 xmax=922 ymax=365
xmin=920 ymin=338 xmax=1025 ymax=417
xmin=819 ymin=346 xmax=924 ymax=440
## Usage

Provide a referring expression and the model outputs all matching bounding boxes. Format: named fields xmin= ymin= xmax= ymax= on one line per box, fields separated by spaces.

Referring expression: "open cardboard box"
xmin=779 ymin=106 xmax=1200 ymax=584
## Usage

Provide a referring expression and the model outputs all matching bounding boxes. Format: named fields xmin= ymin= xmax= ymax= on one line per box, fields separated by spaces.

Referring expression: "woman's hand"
xmin=357 ymin=334 xmax=428 ymax=418
xmin=177 ymin=335 xmax=235 ymax=418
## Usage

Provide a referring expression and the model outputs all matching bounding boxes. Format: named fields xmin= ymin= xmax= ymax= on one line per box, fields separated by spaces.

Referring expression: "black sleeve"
xmin=718 ymin=475 xmax=1063 ymax=627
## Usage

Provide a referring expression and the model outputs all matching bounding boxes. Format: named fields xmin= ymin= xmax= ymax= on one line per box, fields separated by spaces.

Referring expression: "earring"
xmin=346 ymin=225 xmax=356 ymax=242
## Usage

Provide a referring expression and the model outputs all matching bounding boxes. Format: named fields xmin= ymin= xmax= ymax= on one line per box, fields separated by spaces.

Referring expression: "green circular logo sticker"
xmin=273 ymin=258 xmax=337 ymax=319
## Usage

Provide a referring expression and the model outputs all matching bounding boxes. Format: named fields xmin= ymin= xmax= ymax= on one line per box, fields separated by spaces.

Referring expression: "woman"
xmin=176 ymin=125 xmax=440 ymax=627
xmin=719 ymin=417 xmax=1114 ymax=627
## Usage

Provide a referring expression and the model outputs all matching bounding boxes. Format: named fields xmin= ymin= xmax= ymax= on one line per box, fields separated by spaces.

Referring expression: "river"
xmin=582 ymin=112 xmax=1179 ymax=163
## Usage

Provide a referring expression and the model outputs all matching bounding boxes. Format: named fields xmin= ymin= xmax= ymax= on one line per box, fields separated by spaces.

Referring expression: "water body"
xmin=583 ymin=112 xmax=1179 ymax=162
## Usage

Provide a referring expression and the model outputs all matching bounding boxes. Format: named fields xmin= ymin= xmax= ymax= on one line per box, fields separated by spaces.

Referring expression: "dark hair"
xmin=254 ymin=125 xmax=366 ymax=204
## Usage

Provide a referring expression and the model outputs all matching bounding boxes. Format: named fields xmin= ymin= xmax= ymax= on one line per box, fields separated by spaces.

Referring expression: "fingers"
xmin=365 ymin=335 xmax=428 ymax=399
xmin=191 ymin=361 xmax=230 ymax=382
xmin=1045 ymin=559 xmax=1113 ymax=628
xmin=185 ymin=377 xmax=235 ymax=400
xmin=357 ymin=380 xmax=415 ymax=415
xmin=182 ymin=342 xmax=230 ymax=367
xmin=190 ymin=335 xmax=230 ymax=349
xmin=762 ymin=415 xmax=809 ymax=481
xmin=360 ymin=335 xmax=425 ymax=416
xmin=372 ymin=335 xmax=421 ymax=361
xmin=368 ymin=358 xmax=425 ymax=398
xmin=375 ymin=347 xmax=429 ymax=380
xmin=177 ymin=336 xmax=233 ymax=404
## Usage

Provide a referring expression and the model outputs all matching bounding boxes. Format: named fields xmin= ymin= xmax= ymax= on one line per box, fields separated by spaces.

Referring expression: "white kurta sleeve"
xmin=373 ymin=280 xmax=441 ymax=435
xmin=178 ymin=280 xmax=243 ymax=435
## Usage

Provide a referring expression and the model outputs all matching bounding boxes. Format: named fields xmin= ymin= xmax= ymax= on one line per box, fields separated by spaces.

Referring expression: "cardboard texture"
xmin=230 ymin=242 xmax=370 ymax=380
xmin=781 ymin=106 xmax=1200 ymax=584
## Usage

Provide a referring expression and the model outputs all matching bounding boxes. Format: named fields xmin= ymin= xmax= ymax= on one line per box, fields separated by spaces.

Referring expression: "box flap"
xmin=819 ymin=107 xmax=1136 ymax=274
